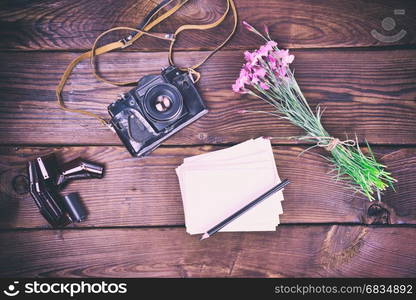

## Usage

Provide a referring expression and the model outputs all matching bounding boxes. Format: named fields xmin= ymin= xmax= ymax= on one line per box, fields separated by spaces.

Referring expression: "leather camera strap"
xmin=56 ymin=0 xmax=238 ymax=127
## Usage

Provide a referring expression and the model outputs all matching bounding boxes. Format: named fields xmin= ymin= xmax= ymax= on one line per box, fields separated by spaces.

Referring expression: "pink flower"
xmin=267 ymin=40 xmax=277 ymax=48
xmin=264 ymin=24 xmax=269 ymax=36
xmin=239 ymin=67 xmax=251 ymax=84
xmin=244 ymin=51 xmax=262 ymax=67
xmin=274 ymin=49 xmax=288 ymax=59
xmin=259 ymin=82 xmax=269 ymax=90
xmin=261 ymin=48 xmax=295 ymax=81
xmin=232 ymin=23 xmax=296 ymax=95
xmin=232 ymin=82 xmax=242 ymax=93
xmin=257 ymin=46 xmax=269 ymax=57
xmin=244 ymin=51 xmax=254 ymax=63
xmin=274 ymin=49 xmax=294 ymax=65
xmin=283 ymin=54 xmax=295 ymax=64
xmin=242 ymin=21 xmax=256 ymax=32
xmin=257 ymin=41 xmax=278 ymax=58
xmin=278 ymin=67 xmax=287 ymax=77
xmin=251 ymin=75 xmax=260 ymax=84
xmin=268 ymin=54 xmax=278 ymax=70
xmin=232 ymin=77 xmax=248 ymax=94
xmin=253 ymin=67 xmax=266 ymax=78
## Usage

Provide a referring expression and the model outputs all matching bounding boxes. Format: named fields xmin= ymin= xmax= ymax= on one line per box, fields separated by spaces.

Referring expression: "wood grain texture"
xmin=0 ymin=0 xmax=415 ymax=51
xmin=1 ymin=0 xmax=415 ymax=279
xmin=0 ymin=49 xmax=415 ymax=145
xmin=1 ymin=146 xmax=414 ymax=229
xmin=0 ymin=226 xmax=415 ymax=277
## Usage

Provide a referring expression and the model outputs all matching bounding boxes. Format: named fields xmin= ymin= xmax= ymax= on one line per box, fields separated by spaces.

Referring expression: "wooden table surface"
xmin=0 ymin=0 xmax=415 ymax=278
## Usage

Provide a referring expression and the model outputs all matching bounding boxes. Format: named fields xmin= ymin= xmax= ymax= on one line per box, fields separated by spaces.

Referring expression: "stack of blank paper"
xmin=176 ymin=137 xmax=284 ymax=235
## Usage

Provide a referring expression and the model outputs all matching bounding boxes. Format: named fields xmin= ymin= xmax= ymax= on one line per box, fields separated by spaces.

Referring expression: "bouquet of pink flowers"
xmin=233 ymin=22 xmax=395 ymax=201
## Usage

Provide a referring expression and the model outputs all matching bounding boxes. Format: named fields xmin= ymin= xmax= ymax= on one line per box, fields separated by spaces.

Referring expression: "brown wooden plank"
xmin=1 ymin=0 xmax=415 ymax=51
xmin=1 ymin=145 xmax=414 ymax=229
xmin=0 ymin=49 xmax=415 ymax=145
xmin=0 ymin=226 xmax=415 ymax=277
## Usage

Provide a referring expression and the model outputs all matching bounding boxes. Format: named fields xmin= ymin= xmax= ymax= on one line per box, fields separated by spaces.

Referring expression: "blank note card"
xmin=176 ymin=137 xmax=284 ymax=235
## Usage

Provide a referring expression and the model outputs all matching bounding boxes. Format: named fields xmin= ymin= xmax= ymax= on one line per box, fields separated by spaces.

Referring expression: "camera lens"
xmin=155 ymin=95 xmax=172 ymax=112
xmin=143 ymin=83 xmax=183 ymax=122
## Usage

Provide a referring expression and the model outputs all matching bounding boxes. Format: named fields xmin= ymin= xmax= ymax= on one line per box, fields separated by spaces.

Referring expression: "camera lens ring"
xmin=142 ymin=83 xmax=183 ymax=122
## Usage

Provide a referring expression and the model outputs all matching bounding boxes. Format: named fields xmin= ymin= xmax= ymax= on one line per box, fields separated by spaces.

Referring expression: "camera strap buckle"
xmin=120 ymin=35 xmax=134 ymax=49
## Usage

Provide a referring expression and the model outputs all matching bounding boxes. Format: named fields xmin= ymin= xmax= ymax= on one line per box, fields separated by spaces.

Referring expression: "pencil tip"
xmin=200 ymin=233 xmax=209 ymax=240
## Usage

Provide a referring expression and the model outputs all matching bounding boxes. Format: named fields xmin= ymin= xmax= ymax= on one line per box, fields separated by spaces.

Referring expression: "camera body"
xmin=108 ymin=66 xmax=208 ymax=157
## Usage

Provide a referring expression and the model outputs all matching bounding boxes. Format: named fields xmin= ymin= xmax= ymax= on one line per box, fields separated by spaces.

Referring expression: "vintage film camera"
xmin=27 ymin=155 xmax=104 ymax=227
xmin=108 ymin=66 xmax=208 ymax=157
